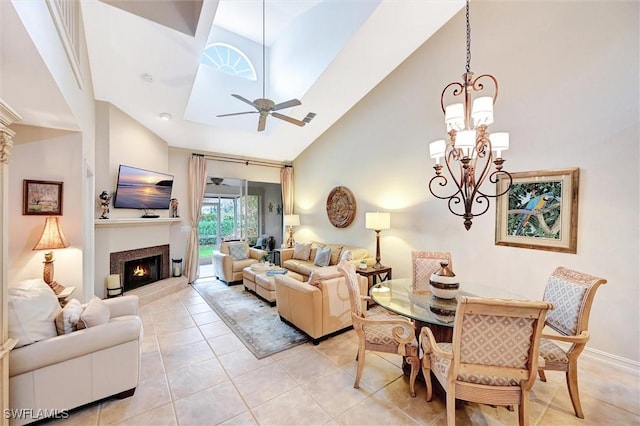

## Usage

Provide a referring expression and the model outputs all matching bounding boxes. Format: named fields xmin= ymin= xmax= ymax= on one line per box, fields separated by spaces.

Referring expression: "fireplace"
xmin=110 ymin=245 xmax=170 ymax=292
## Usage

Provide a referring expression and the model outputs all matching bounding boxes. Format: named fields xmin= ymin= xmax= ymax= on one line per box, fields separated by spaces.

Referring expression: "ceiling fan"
xmin=216 ymin=0 xmax=316 ymax=132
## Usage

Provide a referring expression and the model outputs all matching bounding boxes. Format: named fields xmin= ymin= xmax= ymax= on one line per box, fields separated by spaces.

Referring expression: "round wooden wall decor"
xmin=326 ymin=186 xmax=356 ymax=228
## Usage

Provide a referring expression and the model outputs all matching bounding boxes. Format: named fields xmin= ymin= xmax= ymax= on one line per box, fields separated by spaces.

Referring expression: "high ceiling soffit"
xmin=5 ymin=0 xmax=464 ymax=162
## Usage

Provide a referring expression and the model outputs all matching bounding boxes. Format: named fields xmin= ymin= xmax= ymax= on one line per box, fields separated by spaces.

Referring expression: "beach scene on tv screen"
xmin=115 ymin=166 xmax=173 ymax=209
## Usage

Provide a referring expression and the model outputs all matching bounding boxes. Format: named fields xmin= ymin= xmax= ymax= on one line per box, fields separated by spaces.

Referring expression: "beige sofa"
xmin=280 ymin=242 xmax=374 ymax=280
xmin=275 ymin=267 xmax=367 ymax=344
xmin=212 ymin=240 xmax=268 ymax=284
xmin=9 ymin=295 xmax=142 ymax=425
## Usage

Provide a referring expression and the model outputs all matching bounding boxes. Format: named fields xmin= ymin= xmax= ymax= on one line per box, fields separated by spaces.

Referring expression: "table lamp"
xmin=33 ymin=216 xmax=69 ymax=294
xmin=284 ymin=214 xmax=300 ymax=248
xmin=365 ymin=212 xmax=390 ymax=269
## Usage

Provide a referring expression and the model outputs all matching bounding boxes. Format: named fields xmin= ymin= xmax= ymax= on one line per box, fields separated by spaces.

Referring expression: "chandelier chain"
xmin=465 ymin=0 xmax=471 ymax=73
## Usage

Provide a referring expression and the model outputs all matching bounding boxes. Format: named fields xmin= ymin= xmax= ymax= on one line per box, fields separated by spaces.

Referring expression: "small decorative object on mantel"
xmin=170 ymin=198 xmax=179 ymax=218
xmin=326 ymin=186 xmax=356 ymax=228
xmin=429 ymin=261 xmax=459 ymax=299
xmin=98 ymin=190 xmax=112 ymax=219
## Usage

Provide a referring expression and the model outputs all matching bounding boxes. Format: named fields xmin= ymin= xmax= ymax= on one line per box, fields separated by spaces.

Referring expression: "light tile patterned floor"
xmin=45 ymin=278 xmax=640 ymax=425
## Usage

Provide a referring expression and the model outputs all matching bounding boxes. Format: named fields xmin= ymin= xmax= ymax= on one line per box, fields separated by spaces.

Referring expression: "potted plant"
xmin=359 ymin=259 xmax=368 ymax=270
xmin=260 ymin=253 xmax=271 ymax=264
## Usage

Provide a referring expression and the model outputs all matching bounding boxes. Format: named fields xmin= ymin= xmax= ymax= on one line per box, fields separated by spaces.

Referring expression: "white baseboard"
xmin=582 ymin=346 xmax=640 ymax=376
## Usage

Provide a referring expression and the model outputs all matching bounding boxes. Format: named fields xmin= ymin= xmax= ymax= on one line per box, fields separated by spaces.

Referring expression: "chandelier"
xmin=428 ymin=0 xmax=512 ymax=231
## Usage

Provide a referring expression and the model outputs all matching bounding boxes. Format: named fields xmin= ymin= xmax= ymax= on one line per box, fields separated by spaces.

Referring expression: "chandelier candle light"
xmin=428 ymin=0 xmax=512 ymax=230
xmin=284 ymin=214 xmax=300 ymax=248
xmin=365 ymin=212 xmax=390 ymax=269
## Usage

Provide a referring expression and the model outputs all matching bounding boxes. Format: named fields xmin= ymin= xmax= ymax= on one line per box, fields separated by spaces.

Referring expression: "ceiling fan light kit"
xmin=216 ymin=0 xmax=315 ymax=132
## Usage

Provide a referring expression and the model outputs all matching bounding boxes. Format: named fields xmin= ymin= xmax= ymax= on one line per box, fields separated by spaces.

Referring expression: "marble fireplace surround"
xmin=110 ymin=244 xmax=170 ymax=291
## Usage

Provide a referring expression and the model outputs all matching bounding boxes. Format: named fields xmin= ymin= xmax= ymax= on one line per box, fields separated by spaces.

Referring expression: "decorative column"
xmin=0 ymin=99 xmax=21 ymax=426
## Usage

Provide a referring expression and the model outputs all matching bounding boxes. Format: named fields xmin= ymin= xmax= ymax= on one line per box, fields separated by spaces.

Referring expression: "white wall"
xmin=293 ymin=1 xmax=639 ymax=363
xmin=9 ymin=126 xmax=84 ymax=295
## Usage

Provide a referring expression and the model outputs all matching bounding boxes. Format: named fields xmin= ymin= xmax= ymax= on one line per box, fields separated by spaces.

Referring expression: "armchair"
xmin=212 ymin=240 xmax=268 ymax=284
xmin=338 ymin=260 xmax=420 ymax=398
xmin=420 ymin=296 xmax=554 ymax=426
xmin=537 ymin=266 xmax=607 ymax=419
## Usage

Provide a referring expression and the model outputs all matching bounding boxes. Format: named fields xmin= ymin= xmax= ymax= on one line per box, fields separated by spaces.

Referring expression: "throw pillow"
xmin=293 ymin=242 xmax=312 ymax=260
xmin=80 ymin=297 xmax=111 ymax=328
xmin=329 ymin=246 xmax=344 ymax=265
xmin=8 ymin=278 xmax=61 ymax=348
xmin=228 ymin=242 xmax=248 ymax=260
xmin=340 ymin=249 xmax=353 ymax=262
xmin=309 ymin=241 xmax=325 ymax=262
xmin=55 ymin=298 xmax=84 ymax=335
xmin=308 ymin=266 xmax=343 ymax=286
xmin=313 ymin=247 xmax=331 ymax=267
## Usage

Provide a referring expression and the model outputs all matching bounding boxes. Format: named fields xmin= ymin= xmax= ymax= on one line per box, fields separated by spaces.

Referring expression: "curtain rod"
xmin=193 ymin=153 xmax=291 ymax=169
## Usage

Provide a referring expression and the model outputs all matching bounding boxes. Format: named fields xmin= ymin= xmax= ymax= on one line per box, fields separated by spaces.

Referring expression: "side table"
xmin=355 ymin=266 xmax=392 ymax=285
xmin=356 ymin=266 xmax=392 ymax=308
xmin=271 ymin=248 xmax=283 ymax=266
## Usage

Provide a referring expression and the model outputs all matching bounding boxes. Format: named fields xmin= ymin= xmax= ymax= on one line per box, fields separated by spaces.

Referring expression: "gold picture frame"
xmin=495 ymin=168 xmax=579 ymax=253
xmin=23 ymin=180 xmax=64 ymax=215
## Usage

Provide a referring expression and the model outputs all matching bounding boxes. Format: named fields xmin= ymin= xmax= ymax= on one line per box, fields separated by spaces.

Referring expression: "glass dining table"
xmin=370 ymin=277 xmax=525 ymax=343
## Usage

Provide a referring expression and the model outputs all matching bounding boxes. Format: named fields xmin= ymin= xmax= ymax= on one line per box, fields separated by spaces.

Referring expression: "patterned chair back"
xmin=542 ymin=266 xmax=607 ymax=337
xmin=452 ymin=296 xmax=554 ymax=387
xmin=411 ymin=251 xmax=452 ymax=292
xmin=338 ymin=260 xmax=364 ymax=318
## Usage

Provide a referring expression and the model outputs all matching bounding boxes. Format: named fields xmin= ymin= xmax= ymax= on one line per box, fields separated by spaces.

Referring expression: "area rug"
xmin=192 ymin=280 xmax=309 ymax=359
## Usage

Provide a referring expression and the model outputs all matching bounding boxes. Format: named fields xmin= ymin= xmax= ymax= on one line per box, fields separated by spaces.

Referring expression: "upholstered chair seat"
xmin=338 ymin=260 xmax=420 ymax=397
xmin=536 ymin=266 xmax=607 ymax=419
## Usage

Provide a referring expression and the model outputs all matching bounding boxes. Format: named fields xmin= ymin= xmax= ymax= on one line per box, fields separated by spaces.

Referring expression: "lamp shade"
xmin=284 ymin=214 xmax=300 ymax=227
xmin=490 ymin=132 xmax=509 ymax=157
xmin=33 ymin=217 xmax=70 ymax=250
xmin=365 ymin=212 xmax=390 ymax=230
xmin=471 ymin=96 xmax=494 ymax=126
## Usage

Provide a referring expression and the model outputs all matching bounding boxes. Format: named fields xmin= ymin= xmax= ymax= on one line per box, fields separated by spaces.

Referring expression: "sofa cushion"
xmin=8 ymin=279 xmax=61 ymax=348
xmin=293 ymin=242 xmax=312 ymax=260
xmin=329 ymin=246 xmax=343 ymax=265
xmin=80 ymin=297 xmax=111 ymax=328
xmin=228 ymin=242 xmax=249 ymax=260
xmin=314 ymin=247 xmax=331 ymax=267
xmin=55 ymin=298 xmax=84 ymax=335
xmin=340 ymin=249 xmax=353 ymax=262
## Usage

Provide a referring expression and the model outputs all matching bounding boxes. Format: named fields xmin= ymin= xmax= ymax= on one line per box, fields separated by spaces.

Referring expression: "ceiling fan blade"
xmin=231 ymin=94 xmax=258 ymax=108
xmin=257 ymin=114 xmax=267 ymax=132
xmin=272 ymin=112 xmax=305 ymax=127
xmin=216 ymin=111 xmax=258 ymax=117
xmin=272 ymin=99 xmax=301 ymax=111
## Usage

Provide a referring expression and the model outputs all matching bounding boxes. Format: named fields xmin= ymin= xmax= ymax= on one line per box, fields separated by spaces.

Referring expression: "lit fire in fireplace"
xmin=132 ymin=265 xmax=148 ymax=277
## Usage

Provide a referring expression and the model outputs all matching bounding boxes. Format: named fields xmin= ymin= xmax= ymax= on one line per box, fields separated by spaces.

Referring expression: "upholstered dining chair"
xmin=420 ymin=296 xmax=554 ymax=426
xmin=411 ymin=251 xmax=452 ymax=293
xmin=337 ymin=260 xmax=420 ymax=397
xmin=537 ymin=266 xmax=607 ymax=419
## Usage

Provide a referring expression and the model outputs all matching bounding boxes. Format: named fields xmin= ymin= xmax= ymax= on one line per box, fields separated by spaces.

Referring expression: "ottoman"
xmin=243 ymin=263 xmax=275 ymax=293
xmin=255 ymin=271 xmax=304 ymax=304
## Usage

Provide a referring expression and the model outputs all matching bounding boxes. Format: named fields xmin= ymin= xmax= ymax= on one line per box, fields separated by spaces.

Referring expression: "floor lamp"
xmin=365 ymin=212 xmax=390 ymax=269
xmin=32 ymin=216 xmax=70 ymax=294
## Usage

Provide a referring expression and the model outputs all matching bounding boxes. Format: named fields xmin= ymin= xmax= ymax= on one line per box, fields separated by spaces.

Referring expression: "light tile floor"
xmin=46 ymin=278 xmax=639 ymax=425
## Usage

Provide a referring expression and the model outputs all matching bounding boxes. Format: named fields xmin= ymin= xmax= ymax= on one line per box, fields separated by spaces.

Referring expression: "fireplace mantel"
xmin=95 ymin=218 xmax=181 ymax=227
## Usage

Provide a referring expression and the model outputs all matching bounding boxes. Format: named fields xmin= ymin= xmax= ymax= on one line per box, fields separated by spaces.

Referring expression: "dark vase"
xmin=268 ymin=236 xmax=276 ymax=250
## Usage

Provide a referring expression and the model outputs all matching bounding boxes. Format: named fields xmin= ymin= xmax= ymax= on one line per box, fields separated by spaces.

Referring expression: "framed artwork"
xmin=495 ymin=168 xmax=579 ymax=253
xmin=23 ymin=180 xmax=64 ymax=215
xmin=326 ymin=186 xmax=356 ymax=228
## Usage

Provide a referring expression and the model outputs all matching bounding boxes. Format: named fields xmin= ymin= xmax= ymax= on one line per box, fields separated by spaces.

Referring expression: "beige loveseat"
xmin=280 ymin=242 xmax=374 ymax=280
xmin=9 ymin=293 xmax=142 ymax=425
xmin=212 ymin=240 xmax=268 ymax=284
xmin=275 ymin=266 xmax=367 ymax=344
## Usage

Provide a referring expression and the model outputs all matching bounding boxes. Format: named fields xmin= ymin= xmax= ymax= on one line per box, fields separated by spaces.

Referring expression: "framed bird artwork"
xmin=495 ymin=168 xmax=579 ymax=253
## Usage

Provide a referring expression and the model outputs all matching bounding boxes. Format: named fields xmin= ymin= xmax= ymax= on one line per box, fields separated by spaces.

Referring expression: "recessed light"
xmin=141 ymin=73 xmax=154 ymax=82
xmin=159 ymin=112 xmax=172 ymax=121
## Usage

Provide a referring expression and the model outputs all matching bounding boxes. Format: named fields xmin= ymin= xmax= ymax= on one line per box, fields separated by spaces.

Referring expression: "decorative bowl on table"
xmin=429 ymin=261 xmax=459 ymax=299
xmin=250 ymin=263 xmax=273 ymax=272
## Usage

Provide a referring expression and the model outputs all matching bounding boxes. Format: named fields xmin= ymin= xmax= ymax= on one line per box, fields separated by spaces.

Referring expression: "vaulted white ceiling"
xmin=4 ymin=0 xmax=464 ymax=162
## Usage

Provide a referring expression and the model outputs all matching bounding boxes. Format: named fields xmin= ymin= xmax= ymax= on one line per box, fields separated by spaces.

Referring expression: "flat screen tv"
xmin=113 ymin=165 xmax=174 ymax=214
